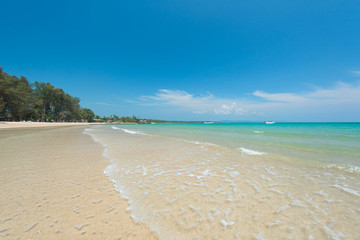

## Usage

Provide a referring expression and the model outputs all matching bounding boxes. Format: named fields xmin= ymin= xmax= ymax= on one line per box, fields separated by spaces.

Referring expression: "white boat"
xmin=264 ymin=121 xmax=276 ymax=124
xmin=203 ymin=121 xmax=214 ymax=124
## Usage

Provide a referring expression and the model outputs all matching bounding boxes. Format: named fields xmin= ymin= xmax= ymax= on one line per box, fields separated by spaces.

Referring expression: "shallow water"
xmin=85 ymin=123 xmax=360 ymax=239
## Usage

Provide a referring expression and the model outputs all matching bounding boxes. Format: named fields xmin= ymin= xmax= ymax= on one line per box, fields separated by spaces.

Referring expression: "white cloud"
xmin=139 ymin=81 xmax=360 ymax=121
xmin=352 ymin=71 xmax=360 ymax=76
xmin=254 ymin=81 xmax=360 ymax=106
xmin=214 ymin=102 xmax=243 ymax=115
xmin=141 ymin=89 xmax=243 ymax=115
xmin=252 ymin=90 xmax=305 ymax=102
xmin=95 ymin=102 xmax=118 ymax=106
xmin=142 ymin=89 xmax=213 ymax=106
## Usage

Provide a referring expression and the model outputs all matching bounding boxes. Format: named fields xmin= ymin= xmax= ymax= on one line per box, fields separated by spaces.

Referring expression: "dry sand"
xmin=0 ymin=126 xmax=158 ymax=239
xmin=0 ymin=121 xmax=95 ymax=129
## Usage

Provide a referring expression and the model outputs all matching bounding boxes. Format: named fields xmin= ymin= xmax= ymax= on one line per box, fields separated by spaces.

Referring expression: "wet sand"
xmin=0 ymin=126 xmax=157 ymax=239
xmin=86 ymin=125 xmax=360 ymax=239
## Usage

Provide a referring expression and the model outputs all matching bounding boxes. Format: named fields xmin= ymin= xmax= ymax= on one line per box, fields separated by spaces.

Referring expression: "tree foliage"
xmin=98 ymin=115 xmax=140 ymax=123
xmin=79 ymin=108 xmax=95 ymax=122
xmin=0 ymin=71 xmax=94 ymax=122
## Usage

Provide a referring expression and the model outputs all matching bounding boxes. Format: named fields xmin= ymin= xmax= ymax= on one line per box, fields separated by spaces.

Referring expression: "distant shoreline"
xmin=0 ymin=121 xmax=96 ymax=129
xmin=0 ymin=121 xmax=206 ymax=129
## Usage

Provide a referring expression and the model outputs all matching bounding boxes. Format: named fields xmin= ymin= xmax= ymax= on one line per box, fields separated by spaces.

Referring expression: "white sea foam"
xmin=323 ymin=225 xmax=345 ymax=240
xmin=333 ymin=184 xmax=360 ymax=196
xmin=121 ymin=128 xmax=146 ymax=135
xmin=326 ymin=164 xmax=360 ymax=174
xmin=111 ymin=126 xmax=146 ymax=135
xmin=186 ymin=140 xmax=216 ymax=147
xmin=122 ymin=129 xmax=139 ymax=134
xmin=253 ymin=232 xmax=267 ymax=240
xmin=291 ymin=199 xmax=306 ymax=207
xmin=83 ymin=129 xmax=108 ymax=151
xmin=253 ymin=131 xmax=264 ymax=134
xmin=220 ymin=219 xmax=234 ymax=228
xmin=267 ymin=220 xmax=281 ymax=227
xmin=239 ymin=147 xmax=267 ymax=155
xmin=275 ymin=205 xmax=290 ymax=214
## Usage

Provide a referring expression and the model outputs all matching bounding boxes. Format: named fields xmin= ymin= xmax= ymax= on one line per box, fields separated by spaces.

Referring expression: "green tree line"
xmin=0 ymin=70 xmax=94 ymax=122
xmin=97 ymin=114 xmax=138 ymax=122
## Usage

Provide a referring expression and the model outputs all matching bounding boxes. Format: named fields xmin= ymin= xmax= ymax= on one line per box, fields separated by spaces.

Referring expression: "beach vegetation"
xmin=79 ymin=108 xmax=95 ymax=122
xmin=0 ymin=69 xmax=201 ymax=124
xmin=94 ymin=115 xmax=141 ymax=123
xmin=0 ymin=70 xmax=94 ymax=122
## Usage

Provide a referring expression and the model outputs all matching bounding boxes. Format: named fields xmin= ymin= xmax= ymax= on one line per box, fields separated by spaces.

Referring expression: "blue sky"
xmin=1 ymin=0 xmax=360 ymax=121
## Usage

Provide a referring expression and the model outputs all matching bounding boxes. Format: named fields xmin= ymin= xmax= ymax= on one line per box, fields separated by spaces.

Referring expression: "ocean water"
xmin=84 ymin=122 xmax=360 ymax=239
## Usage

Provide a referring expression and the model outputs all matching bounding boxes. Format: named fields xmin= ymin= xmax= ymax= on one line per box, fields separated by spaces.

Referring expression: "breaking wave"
xmin=239 ymin=147 xmax=267 ymax=155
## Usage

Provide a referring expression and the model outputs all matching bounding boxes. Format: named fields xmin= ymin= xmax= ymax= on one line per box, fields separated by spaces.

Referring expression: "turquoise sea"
xmin=85 ymin=122 xmax=360 ymax=239
xmin=113 ymin=122 xmax=360 ymax=172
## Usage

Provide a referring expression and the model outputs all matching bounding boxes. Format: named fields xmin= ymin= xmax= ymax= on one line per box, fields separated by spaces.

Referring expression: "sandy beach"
xmin=0 ymin=125 xmax=157 ymax=239
xmin=0 ymin=121 xmax=95 ymax=129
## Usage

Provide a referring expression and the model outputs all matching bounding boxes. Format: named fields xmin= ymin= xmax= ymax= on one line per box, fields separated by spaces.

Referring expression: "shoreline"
xmin=0 ymin=126 xmax=157 ymax=239
xmin=0 ymin=121 xmax=97 ymax=129
xmin=0 ymin=121 xmax=143 ymax=129
xmin=87 ymin=124 xmax=360 ymax=239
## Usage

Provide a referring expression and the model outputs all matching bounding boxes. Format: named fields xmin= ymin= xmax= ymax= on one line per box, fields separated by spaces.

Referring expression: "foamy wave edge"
xmin=111 ymin=126 xmax=147 ymax=135
xmin=239 ymin=147 xmax=267 ymax=156
xmin=326 ymin=163 xmax=360 ymax=174
xmin=83 ymin=128 xmax=109 ymax=157
xmin=185 ymin=140 xmax=217 ymax=148
xmin=84 ymin=128 xmax=144 ymax=222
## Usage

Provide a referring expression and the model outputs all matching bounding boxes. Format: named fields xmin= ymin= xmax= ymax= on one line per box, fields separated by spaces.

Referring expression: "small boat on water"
xmin=264 ymin=121 xmax=276 ymax=124
xmin=203 ymin=121 xmax=215 ymax=124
